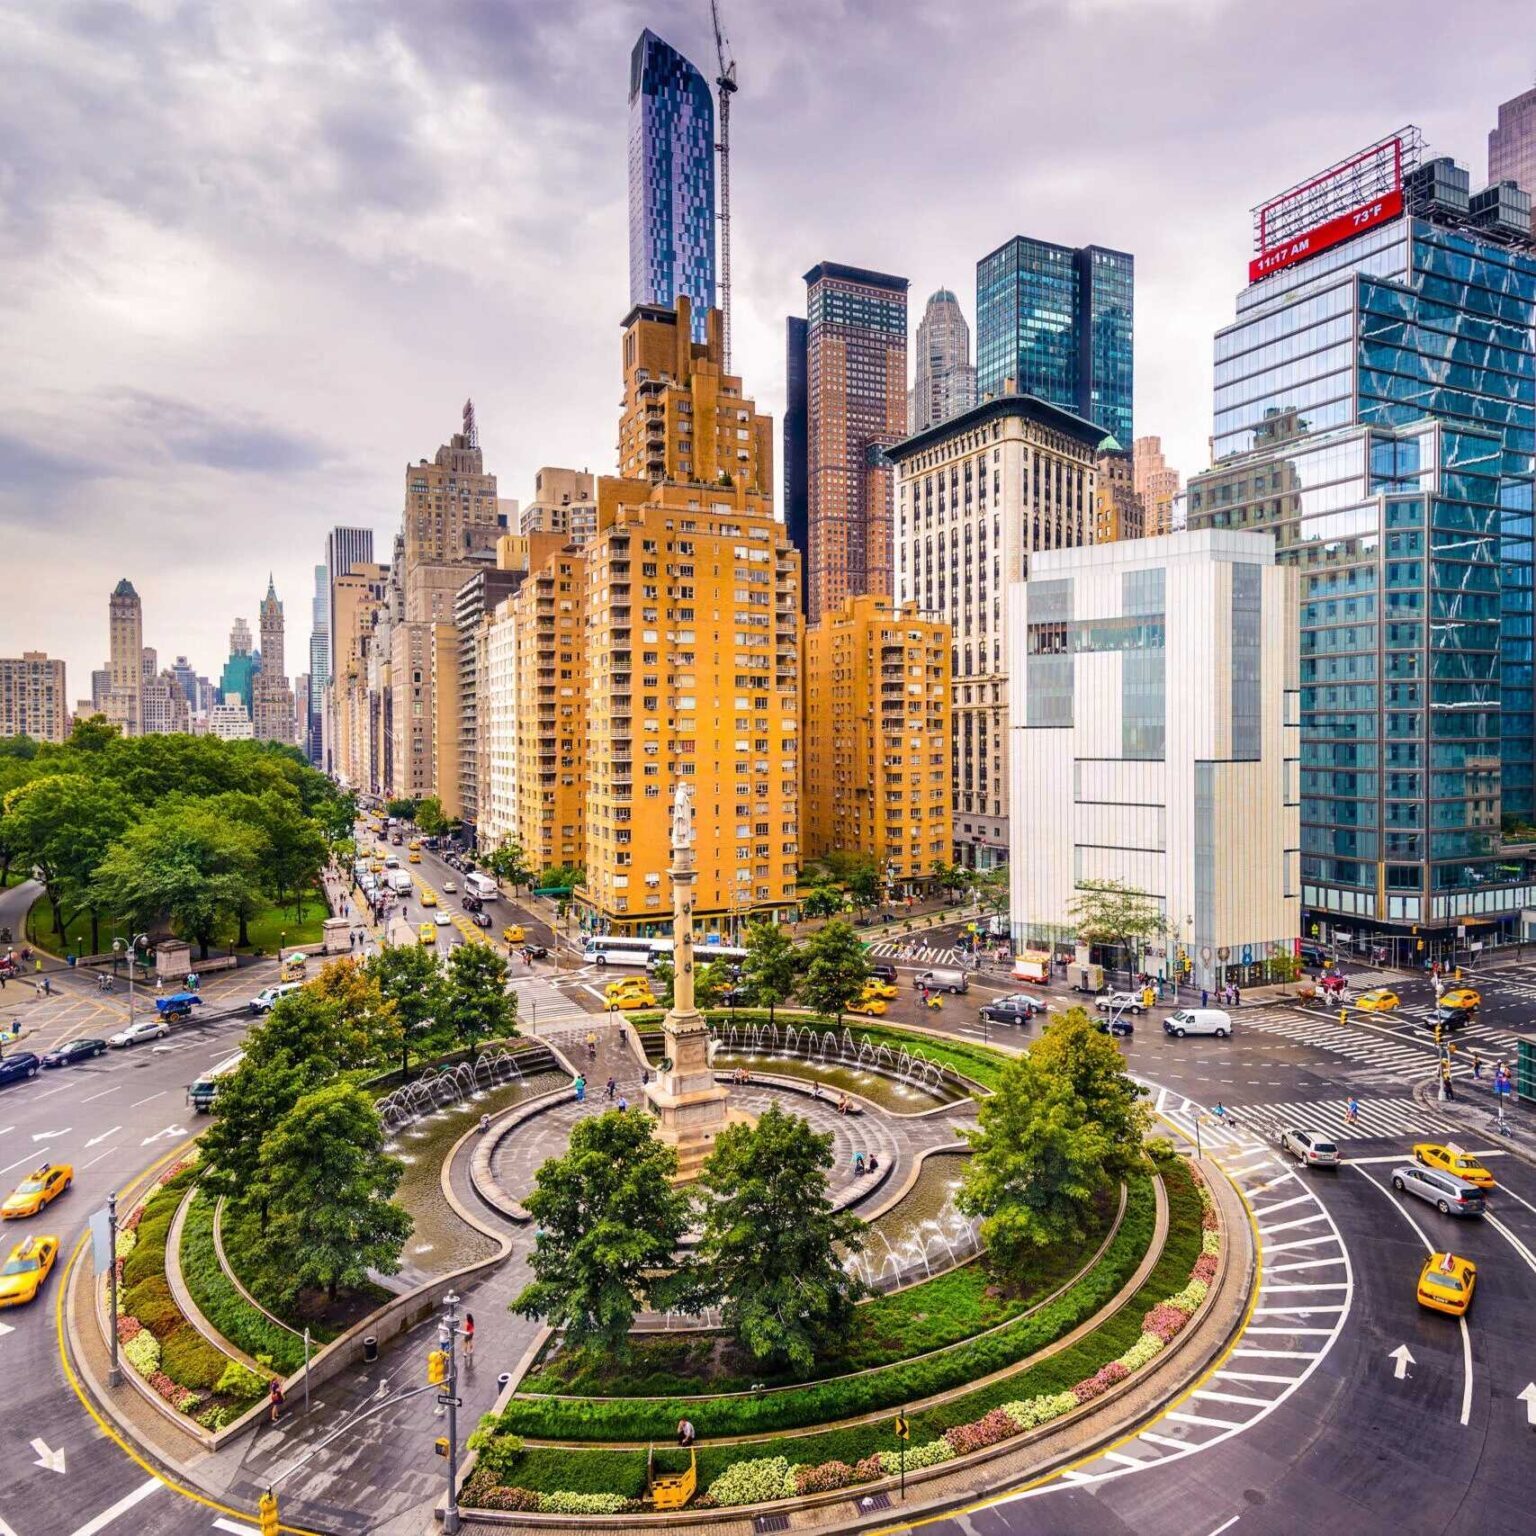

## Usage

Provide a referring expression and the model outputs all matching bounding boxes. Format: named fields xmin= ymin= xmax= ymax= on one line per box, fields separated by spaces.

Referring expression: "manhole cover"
xmin=856 ymin=1490 xmax=893 ymax=1511
xmin=753 ymin=1517 xmax=790 ymax=1534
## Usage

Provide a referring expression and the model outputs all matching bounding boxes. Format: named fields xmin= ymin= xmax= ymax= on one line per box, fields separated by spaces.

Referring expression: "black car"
xmin=41 ymin=1037 xmax=108 ymax=1068
xmin=870 ymin=963 xmax=898 ymax=985
xmin=1427 ymin=1005 xmax=1475 ymax=1031
xmin=471 ymin=911 xmax=493 ymax=929
xmin=0 ymin=1052 xmax=42 ymax=1087
xmin=721 ymin=986 xmax=753 ymax=1007
xmin=1097 ymin=1016 xmax=1135 ymax=1036
xmin=523 ymin=942 xmax=549 ymax=958
xmin=979 ymin=995 xmax=1045 ymax=1026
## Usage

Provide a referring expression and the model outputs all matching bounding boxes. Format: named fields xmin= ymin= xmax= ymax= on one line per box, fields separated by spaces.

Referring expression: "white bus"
xmin=581 ymin=936 xmax=749 ymax=970
xmin=464 ymin=873 xmax=499 ymax=901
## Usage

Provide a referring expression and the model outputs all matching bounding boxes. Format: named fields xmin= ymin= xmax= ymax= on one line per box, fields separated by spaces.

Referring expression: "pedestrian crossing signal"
xmin=258 ymin=1490 xmax=279 ymax=1536
xmin=427 ymin=1348 xmax=448 ymax=1385
xmin=893 ymin=1414 xmax=910 ymax=1440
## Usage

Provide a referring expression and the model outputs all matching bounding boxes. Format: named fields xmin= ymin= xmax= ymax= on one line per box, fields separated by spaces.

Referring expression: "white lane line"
xmin=1261 ymin=1282 xmax=1350 ymax=1293
xmin=1266 ymin=1255 xmax=1347 ymax=1273
xmin=1252 ymin=1304 xmax=1347 ymax=1317
xmin=1249 ymin=1193 xmax=1313 ymax=1219
xmin=129 ymin=1091 xmax=164 ymax=1107
xmin=1264 ymin=1234 xmax=1339 ymax=1254
xmin=1192 ymin=1388 xmax=1272 ymax=1407
xmin=1257 ymin=1212 xmax=1329 ymax=1237
xmin=1231 ymin=1347 xmax=1323 ymax=1359
xmin=1204 ymin=1518 xmax=1242 ymax=1536
xmin=1486 ymin=1214 xmax=1536 ymax=1278
xmin=212 ymin=1520 xmax=260 ymax=1536
xmin=1218 ymin=1370 xmax=1296 ymax=1384
xmin=81 ymin=1149 xmax=118 ymax=1169
xmin=1243 ymin=1326 xmax=1337 ymax=1336
xmin=1103 ymin=1449 xmax=1149 ymax=1466
xmin=68 ymin=1476 xmax=162 ymax=1536
xmin=0 ymin=1154 xmax=39 ymax=1176
xmin=80 ymin=1088 xmax=119 ymax=1102
xmin=1139 ymin=1431 xmax=1194 ymax=1450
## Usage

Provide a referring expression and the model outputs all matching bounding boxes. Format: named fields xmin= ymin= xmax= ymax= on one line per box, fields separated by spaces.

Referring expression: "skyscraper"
xmin=783 ymin=316 xmax=809 ymax=614
xmin=909 ymin=288 xmax=977 ymax=433
xmin=253 ymin=576 xmax=295 ymax=744
xmin=321 ymin=526 xmax=374 ymax=770
xmin=975 ymin=236 xmax=1134 ymax=445
xmin=1132 ymin=436 xmax=1182 ymax=537
xmin=628 ymin=29 xmax=715 ymax=343
xmin=221 ymin=617 xmax=258 ymax=713
xmin=802 ymin=262 xmax=909 ymax=624
xmin=106 ymin=579 xmax=143 ymax=736
xmin=1490 ymin=82 xmax=1536 ymax=231
xmin=1187 ymin=128 xmax=1536 ymax=952
xmin=308 ymin=563 xmax=327 ymax=763
xmin=0 ymin=653 xmax=67 ymax=743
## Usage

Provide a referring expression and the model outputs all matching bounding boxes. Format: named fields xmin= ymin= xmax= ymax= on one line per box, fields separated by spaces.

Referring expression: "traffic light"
xmin=1434 ymin=1024 xmax=1443 ymax=1046
xmin=258 ymin=1491 xmax=279 ymax=1536
xmin=427 ymin=1348 xmax=448 ymax=1386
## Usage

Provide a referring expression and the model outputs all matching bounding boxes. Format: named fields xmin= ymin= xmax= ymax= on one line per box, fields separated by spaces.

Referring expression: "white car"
xmin=1279 ymin=1128 xmax=1340 ymax=1168
xmin=441 ymin=880 xmax=458 ymax=894
xmin=434 ymin=911 xmax=452 ymax=926
xmin=108 ymin=1018 xmax=169 ymax=1048
xmin=1094 ymin=991 xmax=1146 ymax=1015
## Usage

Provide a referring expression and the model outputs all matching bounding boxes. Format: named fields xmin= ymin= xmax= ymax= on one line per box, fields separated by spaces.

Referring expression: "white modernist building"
xmin=208 ymin=692 xmax=255 ymax=741
xmin=1008 ymin=528 xmax=1300 ymax=991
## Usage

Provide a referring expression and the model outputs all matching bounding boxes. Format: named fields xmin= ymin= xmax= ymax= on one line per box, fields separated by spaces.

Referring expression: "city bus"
xmin=580 ymin=936 xmax=750 ymax=970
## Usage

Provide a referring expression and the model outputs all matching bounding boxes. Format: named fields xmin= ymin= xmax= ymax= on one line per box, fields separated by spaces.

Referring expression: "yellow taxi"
xmin=408 ymin=839 xmax=422 ymax=852
xmin=1417 ymin=1251 xmax=1476 ymax=1317
xmin=606 ymin=980 xmax=656 ymax=1009
xmin=503 ymin=925 xmax=527 ymax=945
xmin=1440 ymin=987 xmax=1480 ymax=1012
xmin=861 ymin=980 xmax=899 ymax=1002
xmin=2 ymin=1163 xmax=72 ymax=1220
xmin=847 ymin=997 xmax=889 ymax=1017
xmin=421 ymin=890 xmax=438 ymax=908
xmin=1355 ymin=988 xmax=1400 ymax=1013
xmin=408 ymin=851 xmax=422 ymax=864
xmin=418 ymin=923 xmax=437 ymax=946
xmin=0 ymin=1234 xmax=60 ymax=1307
xmin=1414 ymin=1142 xmax=1495 ymax=1189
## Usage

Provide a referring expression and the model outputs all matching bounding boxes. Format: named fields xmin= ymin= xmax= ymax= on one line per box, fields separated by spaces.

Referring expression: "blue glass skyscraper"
xmin=975 ymin=237 xmax=1133 ymax=445
xmin=628 ymin=29 xmax=715 ymax=344
xmin=1189 ymin=134 xmax=1536 ymax=955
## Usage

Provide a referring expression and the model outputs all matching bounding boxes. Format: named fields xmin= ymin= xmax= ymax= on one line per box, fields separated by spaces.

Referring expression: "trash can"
xmin=363 ymin=1336 xmax=379 ymax=1364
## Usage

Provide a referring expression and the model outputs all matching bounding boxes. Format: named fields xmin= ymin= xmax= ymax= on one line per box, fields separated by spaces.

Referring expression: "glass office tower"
xmin=1190 ymin=144 xmax=1536 ymax=952
xmin=975 ymin=236 xmax=1134 ymax=445
xmin=628 ymin=30 xmax=715 ymax=342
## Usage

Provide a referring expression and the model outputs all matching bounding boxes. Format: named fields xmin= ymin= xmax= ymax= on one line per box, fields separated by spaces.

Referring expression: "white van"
xmin=1163 ymin=1008 xmax=1233 ymax=1039
xmin=249 ymin=982 xmax=302 ymax=1016
xmin=916 ymin=967 xmax=969 ymax=994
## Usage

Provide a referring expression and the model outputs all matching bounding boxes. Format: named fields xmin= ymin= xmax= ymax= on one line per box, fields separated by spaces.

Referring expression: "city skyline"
xmin=2 ymin=0 xmax=1532 ymax=700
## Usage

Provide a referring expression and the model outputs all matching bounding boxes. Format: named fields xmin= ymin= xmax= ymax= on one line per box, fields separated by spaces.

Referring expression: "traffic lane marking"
xmin=66 ymin=1476 xmax=160 ymax=1536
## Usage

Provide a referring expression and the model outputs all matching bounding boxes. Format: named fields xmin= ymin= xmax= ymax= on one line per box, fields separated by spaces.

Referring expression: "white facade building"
xmin=208 ymin=692 xmax=254 ymax=741
xmin=1009 ymin=529 xmax=1299 ymax=991
xmin=889 ymin=393 xmax=1104 ymax=867
xmin=479 ymin=602 xmax=520 ymax=851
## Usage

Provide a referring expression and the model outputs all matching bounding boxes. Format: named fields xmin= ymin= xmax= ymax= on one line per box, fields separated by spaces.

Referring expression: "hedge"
xmin=497 ymin=1174 xmax=1155 ymax=1442
xmin=179 ymin=1192 xmax=308 ymax=1376
xmin=524 ymin=1190 xmax=1116 ymax=1396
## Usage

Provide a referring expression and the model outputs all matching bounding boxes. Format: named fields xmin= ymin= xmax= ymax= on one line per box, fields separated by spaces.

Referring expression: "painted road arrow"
xmin=0 ymin=1321 xmax=14 ymax=1338
xmin=29 ymin=1437 xmax=65 ymax=1473
xmin=139 ymin=1125 xmax=188 ymax=1146
xmin=1519 ymin=1382 xmax=1536 ymax=1427
xmin=1389 ymin=1344 xmax=1415 ymax=1380
xmin=30 ymin=1128 xmax=70 ymax=1142
xmin=84 ymin=1126 xmax=121 ymax=1148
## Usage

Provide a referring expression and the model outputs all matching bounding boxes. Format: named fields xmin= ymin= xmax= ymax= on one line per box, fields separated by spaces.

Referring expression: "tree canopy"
xmin=798 ymin=919 xmax=870 ymax=1022
xmin=742 ymin=919 xmax=799 ymax=1024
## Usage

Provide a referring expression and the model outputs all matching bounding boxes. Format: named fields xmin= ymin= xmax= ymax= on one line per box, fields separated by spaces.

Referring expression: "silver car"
xmin=1279 ymin=1128 xmax=1340 ymax=1167
xmin=1390 ymin=1164 xmax=1485 ymax=1218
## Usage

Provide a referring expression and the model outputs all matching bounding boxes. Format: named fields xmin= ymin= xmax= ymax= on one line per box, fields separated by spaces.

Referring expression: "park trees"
xmin=958 ymin=1008 xmax=1149 ymax=1280
xmin=438 ymin=942 xmax=517 ymax=1061
xmin=513 ymin=1112 xmax=695 ymax=1359
xmin=801 ymin=883 xmax=844 ymax=922
xmin=696 ymin=1105 xmax=866 ymax=1374
xmin=415 ymin=796 xmax=448 ymax=836
xmin=256 ymin=1083 xmax=411 ymax=1302
xmin=799 ymin=919 xmax=870 ymax=1024
xmin=367 ymin=941 xmax=446 ymax=1081
xmin=742 ymin=919 xmax=799 ymax=1025
xmin=1066 ymin=879 xmax=1164 ymax=982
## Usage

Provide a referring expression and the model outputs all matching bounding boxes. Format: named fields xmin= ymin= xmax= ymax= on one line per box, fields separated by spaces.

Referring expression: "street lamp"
xmin=112 ymin=933 xmax=148 ymax=1028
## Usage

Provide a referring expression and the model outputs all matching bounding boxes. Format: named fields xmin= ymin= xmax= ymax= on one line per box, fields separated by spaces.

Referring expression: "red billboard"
xmin=1249 ymin=131 xmax=1416 ymax=283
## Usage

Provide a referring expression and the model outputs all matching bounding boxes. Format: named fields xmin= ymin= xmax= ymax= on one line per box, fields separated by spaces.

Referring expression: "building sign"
xmin=1249 ymin=129 xmax=1419 ymax=284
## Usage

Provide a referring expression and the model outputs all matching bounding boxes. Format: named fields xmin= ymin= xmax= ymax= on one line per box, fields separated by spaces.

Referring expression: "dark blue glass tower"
xmin=628 ymin=29 xmax=715 ymax=343
xmin=975 ymin=236 xmax=1134 ymax=444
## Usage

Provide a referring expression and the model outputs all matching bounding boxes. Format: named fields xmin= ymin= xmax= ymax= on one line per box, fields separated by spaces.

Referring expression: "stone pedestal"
xmin=155 ymin=938 xmax=191 ymax=982
xmin=323 ymin=916 xmax=352 ymax=955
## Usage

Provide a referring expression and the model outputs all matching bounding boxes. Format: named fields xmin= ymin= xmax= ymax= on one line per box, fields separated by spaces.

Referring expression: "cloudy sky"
xmin=2 ymin=0 xmax=1532 ymax=702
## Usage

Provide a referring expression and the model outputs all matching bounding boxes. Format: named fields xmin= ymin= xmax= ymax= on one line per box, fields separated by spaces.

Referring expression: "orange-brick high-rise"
xmin=577 ymin=298 xmax=802 ymax=934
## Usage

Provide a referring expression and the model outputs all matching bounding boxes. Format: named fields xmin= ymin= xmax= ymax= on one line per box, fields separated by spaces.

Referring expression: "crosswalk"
xmin=1240 ymin=1007 xmax=1446 ymax=1080
xmin=1214 ymin=1094 xmax=1467 ymax=1145
xmin=865 ymin=939 xmax=967 ymax=967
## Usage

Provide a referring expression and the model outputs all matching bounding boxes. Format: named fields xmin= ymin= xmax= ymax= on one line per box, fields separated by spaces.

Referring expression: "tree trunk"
xmin=238 ymin=911 xmax=251 ymax=948
xmin=198 ymin=933 xmax=210 ymax=960
xmin=90 ymin=909 xmax=101 ymax=955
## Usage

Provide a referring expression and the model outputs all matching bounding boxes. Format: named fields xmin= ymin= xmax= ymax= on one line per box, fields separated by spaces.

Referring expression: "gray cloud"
xmin=1 ymin=0 xmax=1532 ymax=700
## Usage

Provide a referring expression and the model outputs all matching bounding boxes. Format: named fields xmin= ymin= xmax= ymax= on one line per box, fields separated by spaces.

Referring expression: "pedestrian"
xmin=605 ymin=1075 xmax=617 ymax=1101
xmin=837 ymin=1092 xmax=851 ymax=1116
xmin=1345 ymin=1096 xmax=1360 ymax=1126
xmin=462 ymin=1313 xmax=475 ymax=1358
xmin=853 ymin=1151 xmax=866 ymax=1176
xmin=867 ymin=1152 xmax=879 ymax=1175
xmin=585 ymin=1030 xmax=597 ymax=1061
xmin=1472 ymin=1050 xmax=1483 ymax=1079
xmin=269 ymin=1378 xmax=285 ymax=1423
xmin=1232 ymin=985 xmax=1241 ymax=1007
xmin=1442 ymin=1065 xmax=1455 ymax=1100
xmin=1201 ymin=988 xmax=1209 ymax=1009
xmin=676 ymin=1416 xmax=696 ymax=1448
xmin=573 ymin=1074 xmax=586 ymax=1103
xmin=618 ymin=1094 xmax=628 ymax=1113
xmin=811 ymin=1081 xmax=824 ymax=1101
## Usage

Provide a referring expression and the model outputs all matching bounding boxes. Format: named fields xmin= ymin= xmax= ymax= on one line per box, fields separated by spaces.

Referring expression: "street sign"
xmin=88 ymin=1206 xmax=112 ymax=1272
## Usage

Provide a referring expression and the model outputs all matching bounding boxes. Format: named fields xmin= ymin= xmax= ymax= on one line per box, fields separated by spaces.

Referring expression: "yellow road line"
xmin=869 ymin=1126 xmax=1265 ymax=1534
xmin=54 ymin=1137 xmax=324 ymax=1536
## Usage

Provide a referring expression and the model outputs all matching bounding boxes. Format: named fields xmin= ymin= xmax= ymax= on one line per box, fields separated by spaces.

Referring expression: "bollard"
xmin=363 ymin=1335 xmax=379 ymax=1364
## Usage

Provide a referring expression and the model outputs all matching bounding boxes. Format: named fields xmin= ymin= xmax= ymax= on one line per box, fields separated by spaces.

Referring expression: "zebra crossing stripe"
xmin=1225 ymin=1095 xmax=1465 ymax=1143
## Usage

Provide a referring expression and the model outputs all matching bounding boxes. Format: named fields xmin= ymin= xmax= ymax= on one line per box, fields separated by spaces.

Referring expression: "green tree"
xmin=367 ymin=942 xmax=445 ymax=1081
xmin=90 ymin=800 xmax=261 ymax=958
xmin=485 ymin=837 xmax=534 ymax=892
xmin=694 ymin=959 xmax=728 ymax=1010
xmin=512 ymin=1112 xmax=695 ymax=1358
xmin=308 ymin=957 xmax=402 ymax=1066
xmin=975 ymin=865 xmax=1009 ymax=921
xmin=801 ymin=884 xmax=844 ymax=922
xmin=742 ymin=919 xmax=799 ymax=1025
xmin=696 ymin=1105 xmax=866 ymax=1373
xmin=957 ymin=1008 xmax=1148 ymax=1279
xmin=438 ymin=942 xmax=516 ymax=1061
xmin=1067 ymin=879 xmax=1165 ymax=982
xmin=415 ymin=796 xmax=448 ymax=836
xmin=798 ymin=919 xmax=870 ymax=1024
xmin=648 ymin=954 xmax=675 ymax=1007
xmin=5 ymin=773 xmax=137 ymax=950
xmin=848 ymin=863 xmax=881 ymax=911
xmin=258 ymin=1083 xmax=412 ymax=1301
xmin=385 ymin=797 xmax=418 ymax=822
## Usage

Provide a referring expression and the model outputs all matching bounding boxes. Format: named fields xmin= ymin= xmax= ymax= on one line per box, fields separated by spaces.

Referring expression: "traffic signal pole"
xmin=441 ymin=1290 xmax=462 ymax=1536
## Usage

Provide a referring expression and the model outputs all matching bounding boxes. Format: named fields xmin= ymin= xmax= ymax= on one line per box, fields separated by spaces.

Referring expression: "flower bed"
xmin=466 ymin=1158 xmax=1220 ymax=1513
xmin=496 ymin=1176 xmax=1155 ymax=1442
xmin=110 ymin=1164 xmax=267 ymax=1431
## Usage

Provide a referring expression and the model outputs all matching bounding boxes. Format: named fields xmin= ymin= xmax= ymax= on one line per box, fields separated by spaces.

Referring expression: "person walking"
xmin=269 ymin=1378 xmax=285 ymax=1423
xmin=1472 ymin=1050 xmax=1483 ymax=1079
xmin=617 ymin=1094 xmax=628 ymax=1113
xmin=1345 ymin=1095 xmax=1360 ymax=1127
xmin=605 ymin=1075 xmax=617 ymax=1101
xmin=462 ymin=1313 xmax=475 ymax=1359
xmin=1441 ymin=1063 xmax=1456 ymax=1100
xmin=573 ymin=1073 xmax=586 ymax=1104
xmin=1201 ymin=988 xmax=1209 ymax=1009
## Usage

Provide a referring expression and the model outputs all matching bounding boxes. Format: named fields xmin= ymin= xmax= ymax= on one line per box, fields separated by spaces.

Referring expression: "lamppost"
xmin=112 ymin=933 xmax=148 ymax=1028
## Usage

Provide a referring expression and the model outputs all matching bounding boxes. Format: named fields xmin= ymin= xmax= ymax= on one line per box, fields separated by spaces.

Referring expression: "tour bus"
xmin=464 ymin=872 xmax=499 ymax=902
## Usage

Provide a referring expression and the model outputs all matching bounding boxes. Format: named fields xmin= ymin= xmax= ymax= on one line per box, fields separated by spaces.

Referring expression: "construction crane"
xmin=709 ymin=0 xmax=738 ymax=373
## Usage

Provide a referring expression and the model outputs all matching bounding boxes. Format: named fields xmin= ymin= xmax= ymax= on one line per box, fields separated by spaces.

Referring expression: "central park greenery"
xmin=0 ymin=720 xmax=354 ymax=956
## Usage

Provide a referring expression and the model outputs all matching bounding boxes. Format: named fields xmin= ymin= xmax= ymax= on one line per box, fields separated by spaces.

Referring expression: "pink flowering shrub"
xmin=1192 ymin=1252 xmax=1218 ymax=1283
xmin=793 ymin=1461 xmax=857 ymax=1495
xmin=855 ymin=1454 xmax=886 ymax=1482
xmin=116 ymin=1315 xmax=143 ymax=1343
xmin=943 ymin=1407 xmax=1016 ymax=1456
xmin=1143 ymin=1302 xmax=1189 ymax=1342
xmin=1071 ymin=1360 xmax=1130 ymax=1405
xmin=1201 ymin=1204 xmax=1219 ymax=1231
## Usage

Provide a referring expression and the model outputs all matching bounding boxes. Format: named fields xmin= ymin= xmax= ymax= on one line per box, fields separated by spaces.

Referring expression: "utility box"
xmin=1069 ymin=962 xmax=1104 ymax=993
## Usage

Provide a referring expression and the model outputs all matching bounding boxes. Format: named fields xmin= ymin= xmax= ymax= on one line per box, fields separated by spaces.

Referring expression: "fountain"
xmin=375 ymin=1048 xmax=528 ymax=1134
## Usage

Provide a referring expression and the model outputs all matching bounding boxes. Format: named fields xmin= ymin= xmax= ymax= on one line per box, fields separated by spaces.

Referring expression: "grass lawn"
xmin=26 ymin=892 xmax=326 ymax=959
xmin=236 ymin=902 xmax=325 ymax=954
xmin=24 ymin=899 xmax=100 ymax=955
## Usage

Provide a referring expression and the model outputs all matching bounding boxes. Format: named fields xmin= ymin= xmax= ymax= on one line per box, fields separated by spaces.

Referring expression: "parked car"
xmin=1390 ymin=1164 xmax=1485 ymax=1218
xmin=0 ymin=1053 xmax=42 ymax=1087
xmin=41 ymin=1038 xmax=107 ymax=1068
xmin=1094 ymin=990 xmax=1146 ymax=1015
xmin=979 ymin=995 xmax=1045 ymax=1026
xmin=108 ymin=1019 xmax=169 ymax=1048
xmin=1163 ymin=1009 xmax=1232 ymax=1039
xmin=1279 ymin=1128 xmax=1340 ymax=1168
